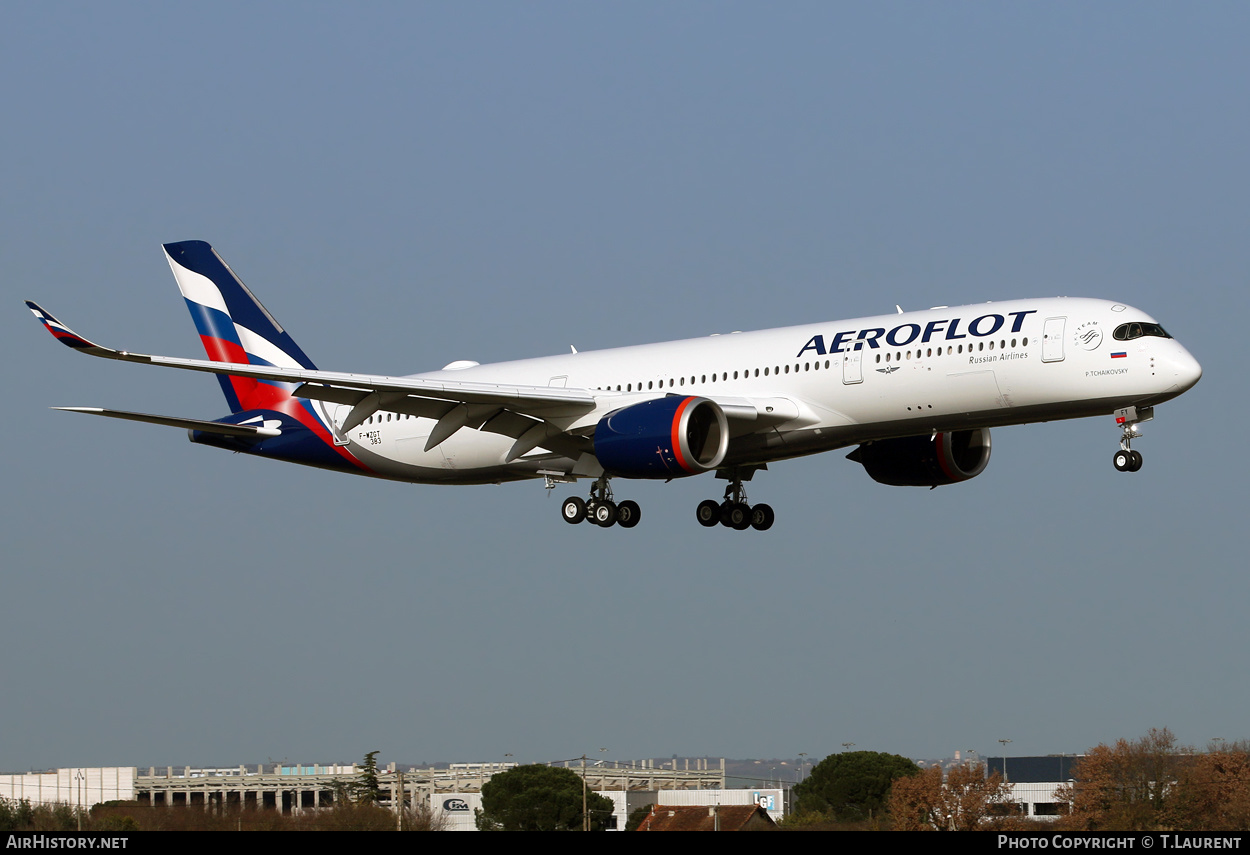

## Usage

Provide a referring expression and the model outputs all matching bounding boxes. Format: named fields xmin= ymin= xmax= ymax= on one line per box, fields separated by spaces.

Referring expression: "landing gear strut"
xmin=697 ymin=467 xmax=773 ymax=531
xmin=561 ymin=475 xmax=641 ymax=529
xmin=1112 ymin=406 xmax=1151 ymax=473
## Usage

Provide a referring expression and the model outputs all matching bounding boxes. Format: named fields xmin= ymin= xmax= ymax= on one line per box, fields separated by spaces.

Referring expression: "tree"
xmin=353 ymin=750 xmax=382 ymax=805
xmin=889 ymin=763 xmax=1015 ymax=830
xmin=625 ymin=803 xmax=653 ymax=832
xmin=1056 ymin=730 xmax=1250 ymax=831
xmin=1180 ymin=743 xmax=1250 ymax=830
xmin=476 ymin=764 xmax=615 ymax=831
xmin=1055 ymin=728 xmax=1188 ymax=831
xmin=792 ymin=751 xmax=920 ymax=820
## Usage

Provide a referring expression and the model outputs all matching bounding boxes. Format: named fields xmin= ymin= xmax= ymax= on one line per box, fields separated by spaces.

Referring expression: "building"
xmin=984 ymin=755 xmax=1082 ymax=819
xmin=636 ymin=804 xmax=776 ymax=831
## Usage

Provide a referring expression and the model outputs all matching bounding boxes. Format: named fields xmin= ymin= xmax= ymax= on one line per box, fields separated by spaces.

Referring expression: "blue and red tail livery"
xmin=159 ymin=240 xmax=367 ymax=473
xmin=163 ymin=240 xmax=316 ymax=412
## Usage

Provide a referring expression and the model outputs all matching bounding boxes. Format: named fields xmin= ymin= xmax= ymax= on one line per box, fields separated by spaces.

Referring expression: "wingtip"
xmin=26 ymin=302 xmax=107 ymax=352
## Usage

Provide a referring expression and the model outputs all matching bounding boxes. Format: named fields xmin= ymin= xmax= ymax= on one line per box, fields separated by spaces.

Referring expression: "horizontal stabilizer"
xmin=52 ymin=407 xmax=282 ymax=438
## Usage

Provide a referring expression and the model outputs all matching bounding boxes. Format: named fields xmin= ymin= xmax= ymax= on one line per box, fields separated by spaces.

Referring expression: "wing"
xmin=27 ymin=301 xmax=605 ymax=461
xmin=27 ymin=301 xmax=809 ymax=463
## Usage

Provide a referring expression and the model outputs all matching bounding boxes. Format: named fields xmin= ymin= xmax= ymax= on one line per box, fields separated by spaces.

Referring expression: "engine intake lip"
xmin=672 ymin=396 xmax=729 ymax=472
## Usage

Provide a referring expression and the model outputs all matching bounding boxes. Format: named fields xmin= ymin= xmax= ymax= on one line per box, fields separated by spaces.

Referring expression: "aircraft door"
xmin=319 ymin=401 xmax=352 ymax=446
xmin=842 ymin=351 xmax=863 ymax=384
xmin=1042 ymin=317 xmax=1066 ymax=363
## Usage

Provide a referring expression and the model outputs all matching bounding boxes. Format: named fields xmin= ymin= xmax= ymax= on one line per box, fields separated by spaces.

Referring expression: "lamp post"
xmin=74 ymin=769 xmax=85 ymax=831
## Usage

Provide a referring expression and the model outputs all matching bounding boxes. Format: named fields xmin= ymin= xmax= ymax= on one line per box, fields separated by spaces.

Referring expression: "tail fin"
xmin=163 ymin=240 xmax=316 ymax=414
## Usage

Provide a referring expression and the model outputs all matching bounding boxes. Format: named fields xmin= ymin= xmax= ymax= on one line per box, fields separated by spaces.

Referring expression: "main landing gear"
xmin=1112 ymin=406 xmax=1152 ymax=473
xmin=696 ymin=470 xmax=774 ymax=532
xmin=558 ymin=470 xmax=775 ymax=531
xmin=561 ymin=475 xmax=641 ymax=529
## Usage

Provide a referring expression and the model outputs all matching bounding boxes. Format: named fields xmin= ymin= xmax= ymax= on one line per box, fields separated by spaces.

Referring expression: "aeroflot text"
xmin=797 ymin=311 xmax=1037 ymax=357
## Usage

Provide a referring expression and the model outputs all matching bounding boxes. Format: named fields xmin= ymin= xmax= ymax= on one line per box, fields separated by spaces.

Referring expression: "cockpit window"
xmin=1113 ymin=322 xmax=1171 ymax=341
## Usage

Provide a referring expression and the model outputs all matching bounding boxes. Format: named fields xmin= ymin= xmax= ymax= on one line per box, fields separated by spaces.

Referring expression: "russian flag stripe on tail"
xmin=161 ymin=240 xmax=366 ymax=472
xmin=163 ymin=240 xmax=317 ymax=413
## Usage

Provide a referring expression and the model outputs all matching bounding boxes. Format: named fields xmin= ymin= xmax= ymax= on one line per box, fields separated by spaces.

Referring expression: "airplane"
xmin=27 ymin=240 xmax=1202 ymax=531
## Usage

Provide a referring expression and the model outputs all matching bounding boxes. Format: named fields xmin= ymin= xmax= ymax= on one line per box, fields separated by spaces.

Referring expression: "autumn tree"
xmin=1179 ymin=743 xmax=1250 ymax=830
xmin=792 ymin=751 xmax=920 ymax=820
xmin=1054 ymin=728 xmax=1190 ymax=831
xmin=888 ymin=763 xmax=1014 ymax=830
xmin=1052 ymin=730 xmax=1250 ymax=832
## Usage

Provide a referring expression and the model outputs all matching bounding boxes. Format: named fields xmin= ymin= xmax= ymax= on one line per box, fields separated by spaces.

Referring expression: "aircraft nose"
xmin=1173 ymin=346 xmax=1202 ymax=391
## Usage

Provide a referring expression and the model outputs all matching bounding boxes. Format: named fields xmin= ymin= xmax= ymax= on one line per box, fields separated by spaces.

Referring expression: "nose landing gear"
xmin=1113 ymin=448 xmax=1143 ymax=473
xmin=1112 ymin=406 xmax=1152 ymax=473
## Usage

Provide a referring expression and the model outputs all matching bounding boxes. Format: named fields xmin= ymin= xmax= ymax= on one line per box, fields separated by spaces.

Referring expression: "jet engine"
xmin=847 ymin=428 xmax=991 ymax=487
xmin=594 ymin=396 xmax=729 ymax=479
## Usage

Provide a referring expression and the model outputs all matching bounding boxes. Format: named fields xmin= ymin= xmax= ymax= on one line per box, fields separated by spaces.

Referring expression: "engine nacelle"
xmin=847 ymin=428 xmax=992 ymax=487
xmin=594 ymin=396 xmax=729 ymax=479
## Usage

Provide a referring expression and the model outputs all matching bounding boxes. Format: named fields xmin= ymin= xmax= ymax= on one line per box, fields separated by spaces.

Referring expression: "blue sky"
xmin=2 ymin=3 xmax=1246 ymax=772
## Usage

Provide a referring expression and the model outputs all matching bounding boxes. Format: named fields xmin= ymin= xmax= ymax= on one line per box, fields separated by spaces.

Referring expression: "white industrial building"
xmin=0 ymin=768 xmax=135 ymax=810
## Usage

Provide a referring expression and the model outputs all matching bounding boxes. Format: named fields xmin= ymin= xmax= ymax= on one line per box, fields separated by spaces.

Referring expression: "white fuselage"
xmin=324 ymin=297 xmax=1201 ymax=484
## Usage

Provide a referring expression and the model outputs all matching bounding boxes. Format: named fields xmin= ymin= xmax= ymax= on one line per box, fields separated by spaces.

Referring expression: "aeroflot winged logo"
xmin=796 ymin=310 xmax=1037 ymax=358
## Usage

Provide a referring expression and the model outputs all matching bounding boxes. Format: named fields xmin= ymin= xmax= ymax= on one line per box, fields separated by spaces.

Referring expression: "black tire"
xmin=616 ymin=500 xmax=641 ymax=528
xmin=592 ymin=499 xmax=617 ymax=527
xmin=1129 ymin=450 xmax=1143 ymax=472
xmin=730 ymin=502 xmax=751 ymax=530
xmin=696 ymin=499 xmax=720 ymax=527
xmin=750 ymin=503 xmax=775 ymax=531
xmin=1113 ymin=450 xmax=1132 ymax=472
xmin=562 ymin=496 xmax=586 ymax=524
